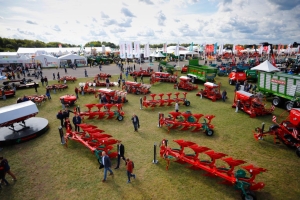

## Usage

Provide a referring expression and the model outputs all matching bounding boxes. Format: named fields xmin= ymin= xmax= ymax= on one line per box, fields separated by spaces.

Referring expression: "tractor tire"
xmin=285 ymin=101 xmax=294 ymax=111
xmin=185 ymin=101 xmax=191 ymax=106
xmin=296 ymin=147 xmax=300 ymax=157
xmin=241 ymin=190 xmax=256 ymax=200
xmin=117 ymin=115 xmax=124 ymax=121
xmin=229 ymin=79 xmax=233 ymax=85
xmin=205 ymin=129 xmax=214 ymax=136
xmin=136 ymin=91 xmax=140 ymax=95
xmin=272 ymin=97 xmax=282 ymax=107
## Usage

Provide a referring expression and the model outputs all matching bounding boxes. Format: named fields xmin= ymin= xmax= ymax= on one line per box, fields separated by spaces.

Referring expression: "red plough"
xmin=59 ymin=76 xmax=76 ymax=82
xmin=160 ymin=139 xmax=266 ymax=200
xmin=94 ymin=73 xmax=111 ymax=80
xmin=158 ymin=111 xmax=215 ymax=136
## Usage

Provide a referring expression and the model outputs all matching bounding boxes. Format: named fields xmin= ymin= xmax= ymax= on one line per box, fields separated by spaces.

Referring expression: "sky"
xmin=0 ymin=0 xmax=299 ymax=46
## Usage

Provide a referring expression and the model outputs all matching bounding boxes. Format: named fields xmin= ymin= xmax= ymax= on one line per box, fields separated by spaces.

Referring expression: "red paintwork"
xmin=60 ymin=94 xmax=77 ymax=106
xmin=94 ymin=73 xmax=111 ymax=80
xmin=150 ymin=72 xmax=177 ymax=84
xmin=123 ymin=81 xmax=151 ymax=95
xmin=229 ymin=70 xmax=246 ymax=84
xmin=0 ymin=89 xmax=15 ymax=98
xmin=181 ymin=65 xmax=188 ymax=73
xmin=130 ymin=68 xmax=153 ymax=77
xmin=196 ymin=82 xmax=222 ymax=102
xmin=95 ymin=88 xmax=127 ymax=104
xmin=142 ymin=92 xmax=189 ymax=109
xmin=59 ymin=76 xmax=77 ymax=82
xmin=174 ymin=76 xmax=198 ymax=91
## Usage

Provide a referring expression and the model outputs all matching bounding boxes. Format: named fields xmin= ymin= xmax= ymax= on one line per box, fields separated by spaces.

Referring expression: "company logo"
xmin=271 ymin=79 xmax=286 ymax=85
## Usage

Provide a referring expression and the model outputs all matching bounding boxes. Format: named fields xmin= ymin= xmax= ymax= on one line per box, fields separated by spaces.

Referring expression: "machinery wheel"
xmin=117 ymin=115 xmax=124 ymax=121
xmin=185 ymin=101 xmax=191 ymax=106
xmin=229 ymin=79 xmax=233 ymax=85
xmin=296 ymin=147 xmax=300 ymax=157
xmin=272 ymin=97 xmax=282 ymax=106
xmin=191 ymin=77 xmax=195 ymax=83
xmin=136 ymin=91 xmax=140 ymax=95
xmin=285 ymin=101 xmax=294 ymax=111
xmin=241 ymin=190 xmax=256 ymax=200
xmin=205 ymin=129 xmax=214 ymax=136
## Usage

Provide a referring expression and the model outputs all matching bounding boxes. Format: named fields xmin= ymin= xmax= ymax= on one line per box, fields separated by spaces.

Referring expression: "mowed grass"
xmin=0 ymin=72 xmax=300 ymax=200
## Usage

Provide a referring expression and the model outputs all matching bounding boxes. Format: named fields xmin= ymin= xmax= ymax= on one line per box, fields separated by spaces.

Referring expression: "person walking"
xmin=34 ymin=82 xmax=38 ymax=93
xmin=41 ymin=76 xmax=45 ymax=87
xmin=99 ymin=64 xmax=102 ymax=71
xmin=64 ymin=67 xmax=67 ymax=74
xmin=72 ymin=113 xmax=82 ymax=132
xmin=44 ymin=76 xmax=48 ymax=86
xmin=75 ymin=87 xmax=79 ymax=99
xmin=101 ymin=151 xmax=113 ymax=183
xmin=105 ymin=77 xmax=110 ymax=89
xmin=46 ymin=88 xmax=51 ymax=99
xmin=126 ymin=158 xmax=135 ymax=183
xmin=1 ymin=88 xmax=6 ymax=101
xmin=175 ymin=101 xmax=179 ymax=112
xmin=222 ymin=90 xmax=227 ymax=102
xmin=114 ymin=141 xmax=126 ymax=169
xmin=131 ymin=114 xmax=140 ymax=132
xmin=56 ymin=110 xmax=64 ymax=127
xmin=0 ymin=156 xmax=17 ymax=181
xmin=0 ymin=164 xmax=9 ymax=188
xmin=53 ymin=73 xmax=55 ymax=80
xmin=140 ymin=73 xmax=144 ymax=83
xmin=84 ymin=69 xmax=88 ymax=77
xmin=57 ymin=72 xmax=60 ymax=80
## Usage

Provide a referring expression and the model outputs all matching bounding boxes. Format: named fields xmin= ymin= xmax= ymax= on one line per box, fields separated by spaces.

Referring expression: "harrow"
xmin=160 ymin=139 xmax=266 ymax=200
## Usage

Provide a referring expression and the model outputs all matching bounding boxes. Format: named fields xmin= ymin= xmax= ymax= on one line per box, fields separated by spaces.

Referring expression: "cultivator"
xmin=46 ymin=84 xmax=68 ymax=91
xmin=150 ymin=72 xmax=177 ymax=84
xmin=74 ymin=103 xmax=125 ymax=121
xmin=158 ymin=111 xmax=215 ymax=136
xmin=25 ymin=94 xmax=47 ymax=105
xmin=60 ymin=94 xmax=77 ymax=106
xmin=95 ymin=88 xmax=128 ymax=104
xmin=196 ymin=82 xmax=222 ymax=102
xmin=79 ymin=82 xmax=96 ymax=94
xmin=174 ymin=76 xmax=198 ymax=91
xmin=159 ymin=139 xmax=266 ymax=200
xmin=232 ymin=91 xmax=275 ymax=117
xmin=59 ymin=76 xmax=76 ymax=82
xmin=123 ymin=81 xmax=151 ymax=95
xmin=64 ymin=123 xmax=118 ymax=161
xmin=95 ymin=73 xmax=111 ymax=80
xmin=253 ymin=108 xmax=300 ymax=157
xmin=141 ymin=92 xmax=190 ymax=109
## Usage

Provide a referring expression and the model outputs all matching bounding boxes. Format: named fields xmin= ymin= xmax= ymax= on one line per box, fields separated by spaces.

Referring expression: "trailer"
xmin=257 ymin=72 xmax=300 ymax=110
xmin=186 ymin=59 xmax=217 ymax=83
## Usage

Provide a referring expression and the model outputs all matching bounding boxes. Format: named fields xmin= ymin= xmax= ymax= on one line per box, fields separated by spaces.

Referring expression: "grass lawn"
xmin=0 ymin=73 xmax=299 ymax=200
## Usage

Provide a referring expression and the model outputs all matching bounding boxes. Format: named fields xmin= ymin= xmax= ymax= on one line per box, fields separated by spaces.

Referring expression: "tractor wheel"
xmin=296 ymin=147 xmax=300 ymax=157
xmin=272 ymin=97 xmax=282 ymax=107
xmin=241 ymin=190 xmax=256 ymax=200
xmin=205 ymin=129 xmax=214 ymax=136
xmin=117 ymin=115 xmax=124 ymax=121
xmin=285 ymin=101 xmax=294 ymax=111
xmin=185 ymin=101 xmax=191 ymax=106
xmin=229 ymin=79 xmax=233 ymax=85
xmin=136 ymin=91 xmax=140 ymax=95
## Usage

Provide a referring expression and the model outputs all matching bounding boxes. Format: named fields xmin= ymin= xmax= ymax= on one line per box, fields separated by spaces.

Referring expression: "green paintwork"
xmin=187 ymin=59 xmax=217 ymax=82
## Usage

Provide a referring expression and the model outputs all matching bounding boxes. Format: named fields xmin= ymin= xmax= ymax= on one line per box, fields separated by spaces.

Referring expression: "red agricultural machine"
xmin=59 ymin=76 xmax=77 ymax=82
xmin=159 ymin=139 xmax=266 ymax=200
xmin=79 ymin=82 xmax=96 ymax=94
xmin=141 ymin=92 xmax=190 ymax=109
xmin=232 ymin=91 xmax=275 ymax=117
xmin=94 ymin=73 xmax=111 ymax=80
xmin=25 ymin=94 xmax=47 ymax=105
xmin=150 ymin=72 xmax=177 ymax=84
xmin=95 ymin=88 xmax=128 ymax=104
xmin=130 ymin=67 xmax=153 ymax=77
xmin=253 ymin=108 xmax=300 ymax=157
xmin=196 ymin=82 xmax=222 ymax=102
xmin=74 ymin=103 xmax=125 ymax=121
xmin=64 ymin=123 xmax=118 ymax=162
xmin=46 ymin=84 xmax=68 ymax=91
xmin=60 ymin=94 xmax=77 ymax=106
xmin=123 ymin=81 xmax=151 ymax=95
xmin=158 ymin=111 xmax=215 ymax=136
xmin=174 ymin=76 xmax=198 ymax=91
xmin=228 ymin=69 xmax=246 ymax=85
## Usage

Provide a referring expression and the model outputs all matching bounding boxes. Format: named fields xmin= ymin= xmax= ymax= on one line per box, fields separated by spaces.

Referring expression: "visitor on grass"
xmin=101 ymin=151 xmax=113 ymax=183
xmin=126 ymin=158 xmax=135 ymax=183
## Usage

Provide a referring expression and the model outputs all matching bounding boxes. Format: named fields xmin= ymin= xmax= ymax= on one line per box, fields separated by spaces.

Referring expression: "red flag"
xmin=272 ymin=115 xmax=277 ymax=123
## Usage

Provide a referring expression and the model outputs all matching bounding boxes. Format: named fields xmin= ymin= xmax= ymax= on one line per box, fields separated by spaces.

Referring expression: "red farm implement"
xmin=60 ymin=94 xmax=77 ymax=106
xmin=253 ymin=108 xmax=300 ymax=157
xmin=232 ymin=91 xmax=275 ymax=117
xmin=196 ymin=82 xmax=222 ymax=102
xmin=174 ymin=76 xmax=198 ymax=91
xmin=158 ymin=111 xmax=215 ymax=136
xmin=59 ymin=76 xmax=76 ymax=82
xmin=150 ymin=72 xmax=177 ymax=84
xmin=130 ymin=67 xmax=153 ymax=77
xmin=141 ymin=92 xmax=190 ymax=109
xmin=159 ymin=139 xmax=266 ymax=200
xmin=123 ymin=81 xmax=151 ymax=95
xmin=95 ymin=88 xmax=128 ymax=104
xmin=79 ymin=82 xmax=96 ymax=94
xmin=94 ymin=73 xmax=111 ymax=80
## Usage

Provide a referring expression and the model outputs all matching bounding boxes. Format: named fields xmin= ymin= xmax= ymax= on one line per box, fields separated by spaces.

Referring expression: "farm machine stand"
xmin=196 ymin=82 xmax=222 ymax=102
xmin=159 ymin=139 xmax=266 ymax=200
xmin=158 ymin=111 xmax=215 ymax=136
xmin=232 ymin=91 xmax=275 ymax=117
xmin=174 ymin=76 xmax=198 ymax=91
xmin=253 ymin=108 xmax=300 ymax=157
xmin=123 ymin=81 xmax=151 ymax=95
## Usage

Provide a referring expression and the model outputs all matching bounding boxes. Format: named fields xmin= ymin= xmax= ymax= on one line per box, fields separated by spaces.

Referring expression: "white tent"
xmin=149 ymin=52 xmax=156 ymax=57
xmin=251 ymin=60 xmax=280 ymax=72
xmin=155 ymin=52 xmax=165 ymax=58
xmin=35 ymin=54 xmax=60 ymax=68
xmin=58 ymin=53 xmax=87 ymax=66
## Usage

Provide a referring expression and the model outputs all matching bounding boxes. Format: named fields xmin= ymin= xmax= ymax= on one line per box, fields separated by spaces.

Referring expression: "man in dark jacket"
xmin=114 ymin=141 xmax=126 ymax=169
xmin=101 ymin=151 xmax=113 ymax=182
xmin=72 ymin=113 xmax=82 ymax=132
xmin=131 ymin=114 xmax=140 ymax=132
xmin=57 ymin=110 xmax=64 ymax=127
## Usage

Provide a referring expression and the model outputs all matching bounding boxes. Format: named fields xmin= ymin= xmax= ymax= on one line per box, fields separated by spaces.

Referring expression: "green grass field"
xmin=0 ymin=74 xmax=299 ymax=200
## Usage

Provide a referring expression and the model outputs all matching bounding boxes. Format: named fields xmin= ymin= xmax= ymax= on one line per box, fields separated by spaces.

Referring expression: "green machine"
xmin=186 ymin=59 xmax=217 ymax=83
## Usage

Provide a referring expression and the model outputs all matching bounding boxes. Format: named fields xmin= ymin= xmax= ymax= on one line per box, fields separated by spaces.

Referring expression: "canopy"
xmin=35 ymin=54 xmax=60 ymax=68
xmin=251 ymin=60 xmax=280 ymax=72
xmin=155 ymin=52 xmax=165 ymax=58
xmin=149 ymin=52 xmax=156 ymax=57
xmin=58 ymin=53 xmax=87 ymax=65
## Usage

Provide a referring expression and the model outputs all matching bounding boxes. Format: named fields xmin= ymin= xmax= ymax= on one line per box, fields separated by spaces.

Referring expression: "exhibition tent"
xmin=155 ymin=52 xmax=166 ymax=57
xmin=58 ymin=53 xmax=87 ymax=66
xmin=251 ymin=60 xmax=280 ymax=72
xmin=35 ymin=54 xmax=60 ymax=68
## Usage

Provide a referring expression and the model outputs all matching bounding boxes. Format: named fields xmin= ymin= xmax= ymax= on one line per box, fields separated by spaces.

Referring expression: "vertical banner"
xmin=189 ymin=42 xmax=193 ymax=51
xmin=163 ymin=43 xmax=167 ymax=53
xmin=175 ymin=42 xmax=179 ymax=56
xmin=102 ymin=45 xmax=105 ymax=54
xmin=134 ymin=41 xmax=140 ymax=58
xmin=119 ymin=41 xmax=126 ymax=59
xmin=144 ymin=43 xmax=150 ymax=58
xmin=218 ymin=44 xmax=223 ymax=55
xmin=214 ymin=43 xmax=218 ymax=54
xmin=126 ymin=41 xmax=133 ymax=58
xmin=259 ymin=45 xmax=263 ymax=55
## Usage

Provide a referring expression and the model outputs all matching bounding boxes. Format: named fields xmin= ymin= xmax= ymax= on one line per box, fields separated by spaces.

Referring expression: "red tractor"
xmin=150 ymin=72 xmax=177 ymax=84
xmin=196 ymin=82 xmax=222 ymax=102
xmin=232 ymin=91 xmax=275 ymax=117
xmin=123 ymin=81 xmax=151 ymax=95
xmin=228 ymin=69 xmax=246 ymax=85
xmin=174 ymin=76 xmax=198 ymax=91
xmin=253 ymin=108 xmax=300 ymax=157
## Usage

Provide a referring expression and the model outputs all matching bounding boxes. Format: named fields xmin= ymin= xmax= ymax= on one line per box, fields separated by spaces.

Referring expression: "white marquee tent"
xmin=35 ymin=54 xmax=60 ymax=68
xmin=251 ymin=60 xmax=280 ymax=72
xmin=58 ymin=53 xmax=87 ymax=66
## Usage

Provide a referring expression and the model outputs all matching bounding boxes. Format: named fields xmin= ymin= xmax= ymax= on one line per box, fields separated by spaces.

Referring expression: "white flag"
xmin=102 ymin=45 xmax=105 ymax=53
xmin=119 ymin=41 xmax=126 ymax=59
xmin=259 ymin=45 xmax=263 ymax=55
xmin=134 ymin=41 xmax=140 ymax=58
xmin=163 ymin=43 xmax=167 ymax=53
xmin=144 ymin=43 xmax=150 ymax=58
xmin=126 ymin=41 xmax=133 ymax=58
xmin=175 ymin=42 xmax=179 ymax=56
xmin=218 ymin=44 xmax=223 ymax=55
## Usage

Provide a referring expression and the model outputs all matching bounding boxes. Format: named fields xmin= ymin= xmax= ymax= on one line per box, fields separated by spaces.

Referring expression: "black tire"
xmin=272 ymin=97 xmax=282 ymax=106
xmin=205 ymin=129 xmax=214 ymax=136
xmin=136 ymin=91 xmax=140 ymax=95
xmin=117 ymin=115 xmax=123 ymax=121
xmin=285 ymin=101 xmax=294 ymax=111
xmin=185 ymin=101 xmax=190 ymax=106
xmin=296 ymin=147 xmax=300 ymax=157
xmin=191 ymin=77 xmax=195 ymax=83
xmin=229 ymin=79 xmax=233 ymax=85
xmin=241 ymin=190 xmax=256 ymax=200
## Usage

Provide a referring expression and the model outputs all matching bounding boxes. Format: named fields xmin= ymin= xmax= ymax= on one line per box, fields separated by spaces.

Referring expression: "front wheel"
xmin=117 ymin=115 xmax=124 ymax=121
xmin=205 ymin=129 xmax=214 ymax=136
xmin=272 ymin=97 xmax=281 ymax=106
xmin=185 ymin=101 xmax=191 ymax=106
xmin=241 ymin=190 xmax=256 ymax=200
xmin=191 ymin=77 xmax=195 ymax=83
xmin=285 ymin=101 xmax=294 ymax=111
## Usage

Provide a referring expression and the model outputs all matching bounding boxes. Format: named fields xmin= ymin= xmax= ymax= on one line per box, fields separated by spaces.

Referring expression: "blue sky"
xmin=0 ymin=0 xmax=299 ymax=46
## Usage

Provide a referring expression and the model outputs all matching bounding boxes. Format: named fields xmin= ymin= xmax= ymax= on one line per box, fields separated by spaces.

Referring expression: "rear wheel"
xmin=185 ymin=101 xmax=190 ymax=106
xmin=285 ymin=101 xmax=294 ymax=111
xmin=117 ymin=115 xmax=123 ymax=121
xmin=272 ymin=97 xmax=282 ymax=107
xmin=205 ymin=129 xmax=214 ymax=136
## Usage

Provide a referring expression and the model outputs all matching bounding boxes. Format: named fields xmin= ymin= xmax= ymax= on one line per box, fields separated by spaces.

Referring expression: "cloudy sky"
xmin=0 ymin=0 xmax=299 ymax=46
